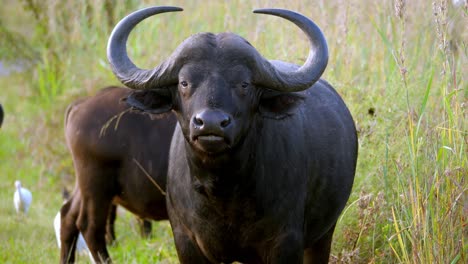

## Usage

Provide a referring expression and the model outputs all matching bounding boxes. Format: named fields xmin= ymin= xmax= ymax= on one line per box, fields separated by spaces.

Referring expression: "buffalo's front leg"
xmin=262 ymin=231 xmax=304 ymax=264
xmin=167 ymin=197 xmax=211 ymax=263
xmin=303 ymin=224 xmax=336 ymax=264
xmin=171 ymin=227 xmax=212 ymax=264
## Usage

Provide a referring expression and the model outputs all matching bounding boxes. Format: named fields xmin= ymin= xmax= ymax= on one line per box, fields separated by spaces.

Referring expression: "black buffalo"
xmin=0 ymin=103 xmax=3 ymax=128
xmin=107 ymin=6 xmax=357 ymax=263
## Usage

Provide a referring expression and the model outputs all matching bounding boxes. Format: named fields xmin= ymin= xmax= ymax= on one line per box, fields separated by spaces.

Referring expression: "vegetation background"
xmin=0 ymin=0 xmax=466 ymax=263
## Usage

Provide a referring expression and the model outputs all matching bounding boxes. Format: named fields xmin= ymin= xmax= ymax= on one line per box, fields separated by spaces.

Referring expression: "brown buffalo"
xmin=59 ymin=86 xmax=176 ymax=263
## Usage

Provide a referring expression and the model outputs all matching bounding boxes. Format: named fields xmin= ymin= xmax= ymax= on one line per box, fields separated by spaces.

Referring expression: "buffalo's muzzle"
xmin=191 ymin=109 xmax=233 ymax=154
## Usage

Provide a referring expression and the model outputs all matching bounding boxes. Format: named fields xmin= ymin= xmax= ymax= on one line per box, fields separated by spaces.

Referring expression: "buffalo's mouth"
xmin=192 ymin=134 xmax=231 ymax=154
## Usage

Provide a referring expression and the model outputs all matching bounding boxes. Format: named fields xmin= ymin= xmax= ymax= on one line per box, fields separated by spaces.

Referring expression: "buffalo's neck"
xmin=185 ymin=137 xmax=256 ymax=199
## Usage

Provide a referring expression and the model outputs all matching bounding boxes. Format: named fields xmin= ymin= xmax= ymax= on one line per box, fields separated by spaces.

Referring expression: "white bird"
xmin=452 ymin=0 xmax=467 ymax=8
xmin=14 ymin=180 xmax=32 ymax=214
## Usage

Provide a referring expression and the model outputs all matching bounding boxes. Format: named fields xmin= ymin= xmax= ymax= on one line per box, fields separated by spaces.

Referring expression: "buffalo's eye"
xmin=180 ymin=81 xmax=188 ymax=87
xmin=236 ymin=81 xmax=250 ymax=96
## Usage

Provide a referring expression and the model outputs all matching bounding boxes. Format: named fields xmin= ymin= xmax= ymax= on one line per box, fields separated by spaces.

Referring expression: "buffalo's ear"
xmin=259 ymin=90 xmax=304 ymax=119
xmin=123 ymin=88 xmax=172 ymax=114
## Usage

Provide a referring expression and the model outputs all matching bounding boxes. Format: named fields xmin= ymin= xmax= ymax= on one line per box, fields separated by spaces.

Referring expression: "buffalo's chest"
xmin=192 ymin=221 xmax=261 ymax=263
xmin=188 ymin=196 xmax=272 ymax=262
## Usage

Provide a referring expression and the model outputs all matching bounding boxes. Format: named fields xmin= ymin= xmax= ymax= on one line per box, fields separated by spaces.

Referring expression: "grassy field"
xmin=0 ymin=0 xmax=466 ymax=263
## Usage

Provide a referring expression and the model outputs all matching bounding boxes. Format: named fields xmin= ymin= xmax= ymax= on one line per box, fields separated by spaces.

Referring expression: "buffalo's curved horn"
xmin=253 ymin=9 xmax=328 ymax=92
xmin=107 ymin=6 xmax=183 ymax=89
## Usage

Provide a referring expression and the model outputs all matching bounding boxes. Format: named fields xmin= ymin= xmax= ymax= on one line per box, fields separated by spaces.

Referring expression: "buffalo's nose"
xmin=192 ymin=110 xmax=232 ymax=133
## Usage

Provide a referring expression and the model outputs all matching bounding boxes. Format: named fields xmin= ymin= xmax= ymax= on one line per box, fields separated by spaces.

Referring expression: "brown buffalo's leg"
xmin=73 ymin=159 xmax=117 ymax=263
xmin=59 ymin=192 xmax=80 ymax=264
xmin=303 ymin=224 xmax=336 ymax=264
xmin=78 ymin=194 xmax=113 ymax=263
xmin=105 ymin=204 xmax=117 ymax=245
xmin=137 ymin=218 xmax=152 ymax=238
xmin=106 ymin=205 xmax=152 ymax=244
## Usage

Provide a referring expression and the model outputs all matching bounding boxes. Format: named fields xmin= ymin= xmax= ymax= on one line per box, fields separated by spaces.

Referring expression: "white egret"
xmin=14 ymin=180 xmax=32 ymax=214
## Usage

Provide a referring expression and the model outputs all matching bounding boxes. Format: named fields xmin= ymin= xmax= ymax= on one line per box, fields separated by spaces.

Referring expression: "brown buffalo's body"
xmin=60 ymin=86 xmax=176 ymax=263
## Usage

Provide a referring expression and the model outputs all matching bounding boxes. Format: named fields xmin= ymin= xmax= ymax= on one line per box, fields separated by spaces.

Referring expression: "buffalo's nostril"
xmin=193 ymin=115 xmax=204 ymax=127
xmin=220 ymin=116 xmax=231 ymax=128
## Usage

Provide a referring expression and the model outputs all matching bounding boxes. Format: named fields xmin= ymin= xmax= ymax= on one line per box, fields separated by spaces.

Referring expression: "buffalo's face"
xmin=174 ymin=62 xmax=258 ymax=155
xmin=126 ymin=58 xmax=304 ymax=157
xmin=125 ymin=33 xmax=305 ymax=157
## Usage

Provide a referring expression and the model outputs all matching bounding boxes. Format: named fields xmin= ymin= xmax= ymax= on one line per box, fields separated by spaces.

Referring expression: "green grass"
xmin=0 ymin=0 xmax=466 ymax=263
